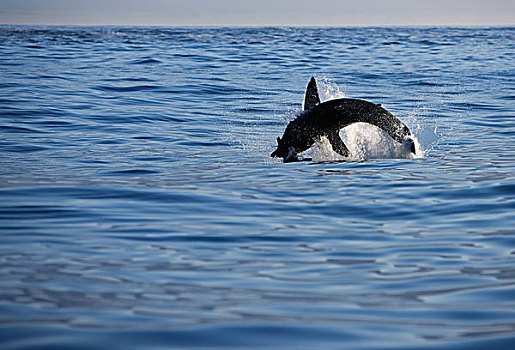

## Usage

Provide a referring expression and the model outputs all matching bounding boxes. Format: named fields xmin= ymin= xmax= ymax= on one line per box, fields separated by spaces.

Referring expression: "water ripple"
xmin=0 ymin=25 xmax=514 ymax=350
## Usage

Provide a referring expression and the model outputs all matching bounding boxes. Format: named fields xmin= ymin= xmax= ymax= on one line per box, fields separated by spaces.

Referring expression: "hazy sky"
xmin=0 ymin=0 xmax=513 ymax=26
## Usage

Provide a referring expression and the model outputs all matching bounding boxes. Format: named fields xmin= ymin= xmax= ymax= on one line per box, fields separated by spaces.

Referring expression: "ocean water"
xmin=0 ymin=25 xmax=514 ymax=349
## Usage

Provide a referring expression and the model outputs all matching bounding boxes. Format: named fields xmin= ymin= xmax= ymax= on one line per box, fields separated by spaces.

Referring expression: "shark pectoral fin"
xmin=303 ymin=77 xmax=321 ymax=111
xmin=327 ymin=131 xmax=350 ymax=157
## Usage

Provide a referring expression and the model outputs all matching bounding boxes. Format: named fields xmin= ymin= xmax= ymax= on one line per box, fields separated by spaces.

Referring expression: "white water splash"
xmin=318 ymin=77 xmax=346 ymax=101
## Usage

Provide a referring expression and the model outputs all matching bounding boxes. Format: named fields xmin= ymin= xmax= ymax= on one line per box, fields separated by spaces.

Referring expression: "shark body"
xmin=271 ymin=77 xmax=416 ymax=162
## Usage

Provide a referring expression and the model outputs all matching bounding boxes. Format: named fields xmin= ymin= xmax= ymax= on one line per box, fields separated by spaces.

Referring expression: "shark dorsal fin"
xmin=303 ymin=77 xmax=321 ymax=111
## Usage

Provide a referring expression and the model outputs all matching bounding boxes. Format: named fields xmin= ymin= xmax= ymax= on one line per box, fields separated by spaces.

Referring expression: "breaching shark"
xmin=271 ymin=77 xmax=417 ymax=162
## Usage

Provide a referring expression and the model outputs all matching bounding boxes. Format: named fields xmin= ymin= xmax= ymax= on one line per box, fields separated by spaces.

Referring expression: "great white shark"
xmin=271 ymin=77 xmax=417 ymax=162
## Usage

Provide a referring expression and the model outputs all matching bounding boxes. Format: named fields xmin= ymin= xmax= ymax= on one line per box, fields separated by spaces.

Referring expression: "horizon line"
xmin=1 ymin=22 xmax=514 ymax=28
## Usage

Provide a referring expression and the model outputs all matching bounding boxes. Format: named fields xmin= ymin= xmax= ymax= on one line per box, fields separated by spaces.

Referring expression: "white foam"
xmin=317 ymin=77 xmax=346 ymax=101
xmin=343 ymin=123 xmax=422 ymax=160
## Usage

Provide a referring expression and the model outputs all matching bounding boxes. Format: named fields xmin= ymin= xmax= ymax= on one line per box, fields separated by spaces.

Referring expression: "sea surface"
xmin=0 ymin=26 xmax=514 ymax=349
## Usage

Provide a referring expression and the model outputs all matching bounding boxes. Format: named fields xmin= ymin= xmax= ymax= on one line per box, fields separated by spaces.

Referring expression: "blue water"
xmin=0 ymin=26 xmax=514 ymax=349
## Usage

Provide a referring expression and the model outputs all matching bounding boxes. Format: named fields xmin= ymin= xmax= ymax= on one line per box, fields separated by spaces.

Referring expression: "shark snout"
xmin=271 ymin=138 xmax=286 ymax=159
xmin=271 ymin=147 xmax=299 ymax=163
xmin=271 ymin=138 xmax=300 ymax=162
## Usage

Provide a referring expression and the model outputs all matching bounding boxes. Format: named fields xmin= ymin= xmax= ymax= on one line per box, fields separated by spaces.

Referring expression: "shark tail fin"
xmin=303 ymin=77 xmax=321 ymax=111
